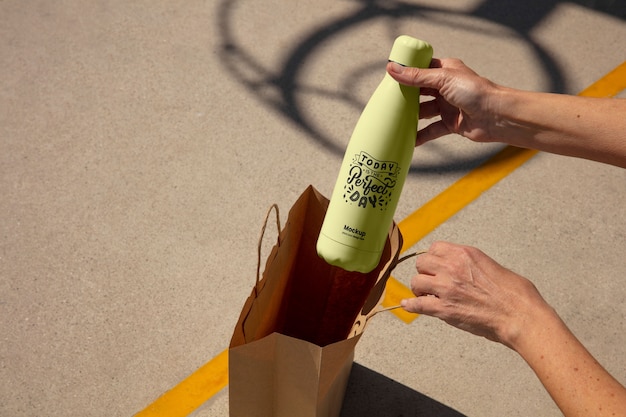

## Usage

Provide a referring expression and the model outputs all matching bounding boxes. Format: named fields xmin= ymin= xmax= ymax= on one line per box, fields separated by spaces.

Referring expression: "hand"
xmin=387 ymin=58 xmax=501 ymax=145
xmin=401 ymin=241 xmax=549 ymax=347
xmin=403 ymin=242 xmax=626 ymax=416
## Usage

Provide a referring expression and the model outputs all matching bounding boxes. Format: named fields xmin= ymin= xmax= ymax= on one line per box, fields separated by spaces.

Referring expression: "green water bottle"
xmin=317 ymin=35 xmax=433 ymax=273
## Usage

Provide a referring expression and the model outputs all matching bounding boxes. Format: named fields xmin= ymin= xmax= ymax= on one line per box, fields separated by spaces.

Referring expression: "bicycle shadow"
xmin=217 ymin=0 xmax=619 ymax=174
xmin=341 ymin=363 xmax=467 ymax=417
xmin=217 ymin=0 xmax=624 ymax=174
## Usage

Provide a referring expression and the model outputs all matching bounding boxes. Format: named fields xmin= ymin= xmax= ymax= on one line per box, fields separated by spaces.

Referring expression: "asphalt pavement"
xmin=1 ymin=1 xmax=625 ymax=416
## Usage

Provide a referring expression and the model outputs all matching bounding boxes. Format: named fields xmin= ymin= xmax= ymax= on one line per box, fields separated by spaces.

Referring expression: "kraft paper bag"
xmin=229 ymin=185 xmax=403 ymax=417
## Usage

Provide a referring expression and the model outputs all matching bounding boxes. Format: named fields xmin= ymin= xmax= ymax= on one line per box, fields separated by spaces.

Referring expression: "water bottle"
xmin=317 ymin=35 xmax=433 ymax=273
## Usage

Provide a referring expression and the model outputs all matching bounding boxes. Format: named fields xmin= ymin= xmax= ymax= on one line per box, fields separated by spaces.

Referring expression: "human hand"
xmin=401 ymin=241 xmax=551 ymax=348
xmin=387 ymin=58 xmax=502 ymax=146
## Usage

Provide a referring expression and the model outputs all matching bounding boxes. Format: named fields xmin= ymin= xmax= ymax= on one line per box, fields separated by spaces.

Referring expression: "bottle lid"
xmin=388 ymin=35 xmax=433 ymax=68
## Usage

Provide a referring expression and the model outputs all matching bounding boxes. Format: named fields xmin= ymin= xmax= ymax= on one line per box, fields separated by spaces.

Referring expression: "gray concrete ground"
xmin=1 ymin=1 xmax=625 ymax=416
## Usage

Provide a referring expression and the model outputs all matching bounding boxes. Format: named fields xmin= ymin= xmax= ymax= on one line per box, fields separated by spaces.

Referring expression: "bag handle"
xmin=255 ymin=204 xmax=281 ymax=297
xmin=365 ymin=250 xmax=427 ymax=318
xmin=348 ymin=249 xmax=427 ymax=337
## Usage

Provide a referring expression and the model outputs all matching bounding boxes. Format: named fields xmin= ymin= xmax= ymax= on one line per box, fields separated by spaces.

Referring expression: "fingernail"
xmin=400 ymin=299 xmax=408 ymax=307
xmin=388 ymin=61 xmax=404 ymax=74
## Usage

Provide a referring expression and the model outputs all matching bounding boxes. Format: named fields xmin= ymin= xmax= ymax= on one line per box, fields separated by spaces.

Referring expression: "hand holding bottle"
xmin=387 ymin=58 xmax=626 ymax=168
xmin=387 ymin=58 xmax=499 ymax=146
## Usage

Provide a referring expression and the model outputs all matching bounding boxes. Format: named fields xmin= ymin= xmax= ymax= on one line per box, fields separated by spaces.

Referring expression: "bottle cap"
xmin=388 ymin=35 xmax=433 ymax=68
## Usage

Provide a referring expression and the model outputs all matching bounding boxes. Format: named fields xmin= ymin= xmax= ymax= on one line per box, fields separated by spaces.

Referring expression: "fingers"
xmin=387 ymin=58 xmax=468 ymax=86
xmin=405 ymin=250 xmax=447 ymax=298
xmin=401 ymin=241 xmax=458 ymax=314
xmin=387 ymin=60 xmax=455 ymax=147
xmin=414 ymin=247 xmax=445 ymax=276
xmin=409 ymin=272 xmax=438 ymax=297
xmin=416 ymin=120 xmax=451 ymax=145
xmin=419 ymin=99 xmax=440 ymax=119
xmin=427 ymin=240 xmax=469 ymax=258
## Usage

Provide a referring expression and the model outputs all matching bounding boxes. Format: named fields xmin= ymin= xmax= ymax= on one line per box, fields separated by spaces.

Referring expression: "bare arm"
xmin=512 ymin=301 xmax=626 ymax=417
xmin=387 ymin=60 xmax=626 ymax=168
xmin=492 ymin=88 xmax=626 ymax=168
xmin=401 ymin=242 xmax=626 ymax=417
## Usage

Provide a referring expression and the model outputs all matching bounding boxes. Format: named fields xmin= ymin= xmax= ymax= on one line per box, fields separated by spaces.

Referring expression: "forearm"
xmin=508 ymin=304 xmax=626 ymax=417
xmin=490 ymin=87 xmax=626 ymax=168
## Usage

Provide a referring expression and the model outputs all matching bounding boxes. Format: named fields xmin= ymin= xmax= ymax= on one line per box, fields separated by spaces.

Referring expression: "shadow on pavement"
xmin=341 ymin=363 xmax=467 ymax=417
xmin=217 ymin=0 xmax=624 ymax=172
xmin=216 ymin=0 xmax=625 ymax=173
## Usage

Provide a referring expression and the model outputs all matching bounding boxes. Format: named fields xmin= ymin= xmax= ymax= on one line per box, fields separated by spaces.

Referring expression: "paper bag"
xmin=229 ymin=185 xmax=403 ymax=417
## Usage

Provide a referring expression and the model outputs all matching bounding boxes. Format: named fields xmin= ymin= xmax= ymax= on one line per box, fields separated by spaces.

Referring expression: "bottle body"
xmin=317 ymin=35 xmax=433 ymax=273
xmin=317 ymin=73 xmax=419 ymax=273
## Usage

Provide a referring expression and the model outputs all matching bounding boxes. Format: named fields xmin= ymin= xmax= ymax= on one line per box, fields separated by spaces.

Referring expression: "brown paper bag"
xmin=229 ymin=185 xmax=403 ymax=417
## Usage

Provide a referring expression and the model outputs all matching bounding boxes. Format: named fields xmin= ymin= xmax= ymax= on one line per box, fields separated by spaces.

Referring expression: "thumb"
xmin=401 ymin=296 xmax=439 ymax=315
xmin=387 ymin=62 xmax=441 ymax=90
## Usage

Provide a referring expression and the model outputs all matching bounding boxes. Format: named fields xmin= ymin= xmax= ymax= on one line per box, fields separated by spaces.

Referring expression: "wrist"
xmin=502 ymin=297 xmax=563 ymax=356
xmin=488 ymin=86 xmax=541 ymax=148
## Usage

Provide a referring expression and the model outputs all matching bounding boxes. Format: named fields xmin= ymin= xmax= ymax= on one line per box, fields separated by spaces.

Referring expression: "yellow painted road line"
xmin=398 ymin=146 xmax=538 ymax=253
xmin=578 ymin=61 xmax=626 ymax=98
xmin=134 ymin=349 xmax=229 ymax=417
xmin=134 ymin=61 xmax=626 ymax=416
